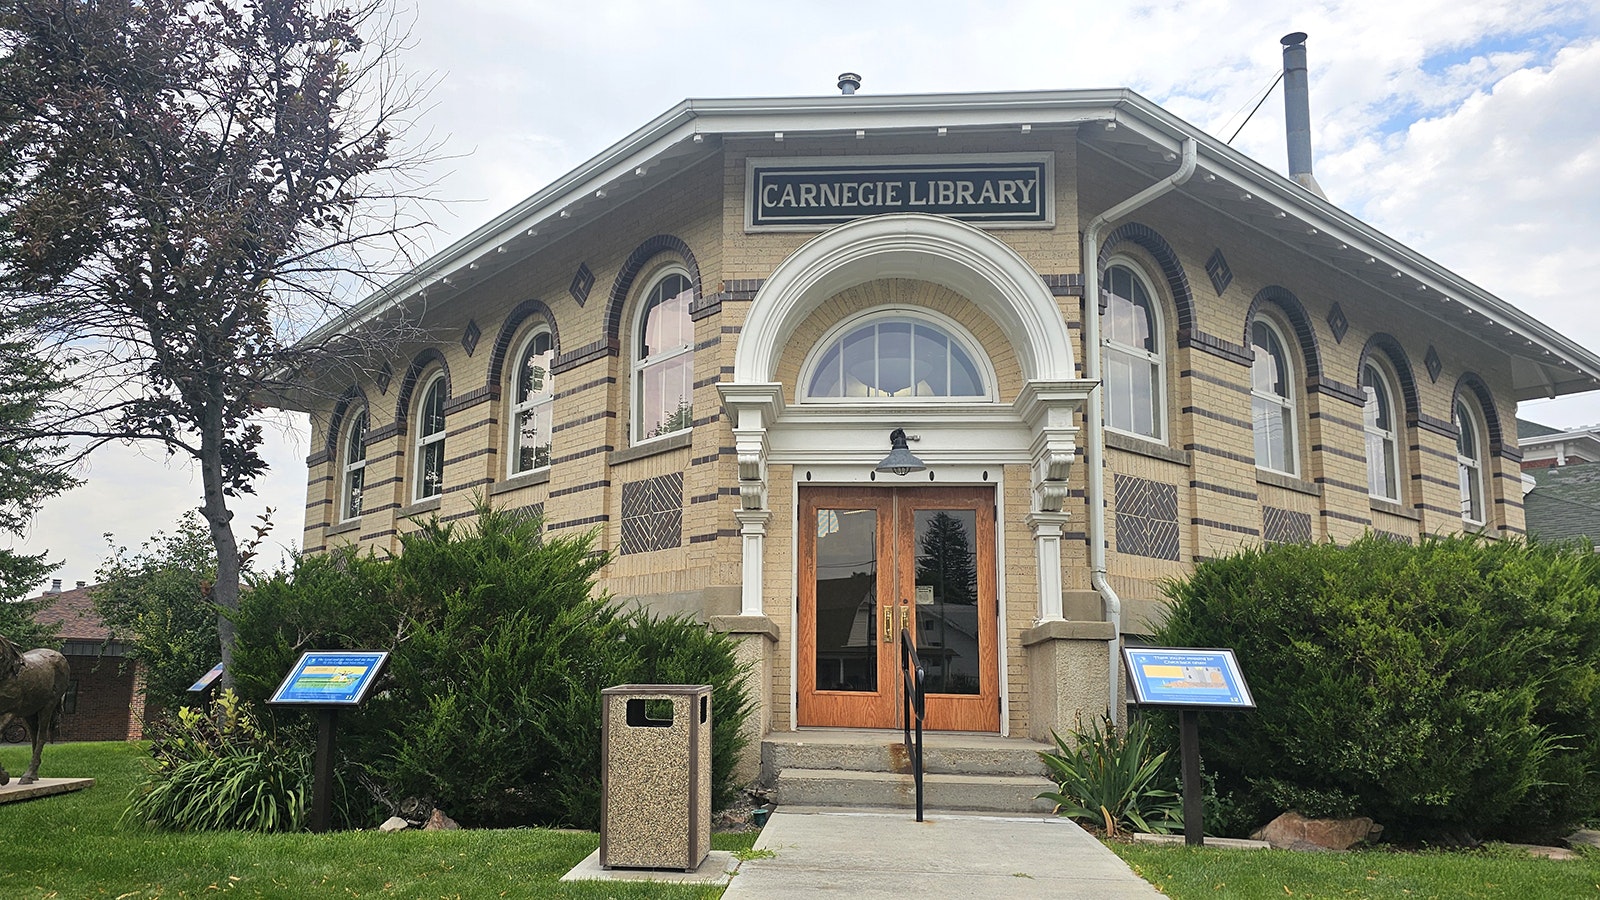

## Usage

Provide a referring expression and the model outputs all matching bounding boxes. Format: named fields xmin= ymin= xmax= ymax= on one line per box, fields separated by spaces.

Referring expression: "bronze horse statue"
xmin=0 ymin=634 xmax=70 ymax=785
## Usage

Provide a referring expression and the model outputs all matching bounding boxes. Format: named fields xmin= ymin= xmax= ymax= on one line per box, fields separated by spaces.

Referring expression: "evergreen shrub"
xmin=1156 ymin=534 xmax=1600 ymax=842
xmin=230 ymin=505 xmax=752 ymax=829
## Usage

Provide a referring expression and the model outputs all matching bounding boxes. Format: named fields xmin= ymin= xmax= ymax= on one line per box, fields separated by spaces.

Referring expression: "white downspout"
xmin=1083 ymin=136 xmax=1197 ymax=725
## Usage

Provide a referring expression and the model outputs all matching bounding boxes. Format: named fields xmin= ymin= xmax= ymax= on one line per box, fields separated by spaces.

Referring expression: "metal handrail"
xmin=899 ymin=624 xmax=926 ymax=822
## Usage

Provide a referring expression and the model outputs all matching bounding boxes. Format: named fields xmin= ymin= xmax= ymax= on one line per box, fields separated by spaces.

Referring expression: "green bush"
xmin=126 ymin=690 xmax=307 ymax=832
xmin=231 ymin=504 xmax=753 ymax=830
xmin=1038 ymin=714 xmax=1183 ymax=836
xmin=1155 ymin=534 xmax=1600 ymax=842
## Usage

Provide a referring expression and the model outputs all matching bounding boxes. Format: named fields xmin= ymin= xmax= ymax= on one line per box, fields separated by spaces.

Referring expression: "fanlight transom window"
xmin=805 ymin=315 xmax=988 ymax=400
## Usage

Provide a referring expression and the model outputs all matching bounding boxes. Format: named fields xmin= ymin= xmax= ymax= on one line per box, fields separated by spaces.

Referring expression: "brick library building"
xmin=284 ymin=72 xmax=1600 ymax=786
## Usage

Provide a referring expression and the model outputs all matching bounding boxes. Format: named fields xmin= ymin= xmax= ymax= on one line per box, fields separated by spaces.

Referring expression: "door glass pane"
xmin=914 ymin=509 xmax=980 ymax=695
xmin=814 ymin=508 xmax=878 ymax=692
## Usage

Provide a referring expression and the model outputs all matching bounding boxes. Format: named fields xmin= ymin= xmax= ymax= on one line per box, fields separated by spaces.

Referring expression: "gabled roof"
xmin=295 ymin=87 xmax=1600 ymax=405
xmin=31 ymin=583 xmax=109 ymax=642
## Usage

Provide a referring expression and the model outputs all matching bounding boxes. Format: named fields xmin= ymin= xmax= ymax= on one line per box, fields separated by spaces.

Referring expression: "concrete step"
xmin=773 ymin=767 xmax=1057 ymax=814
xmin=762 ymin=729 xmax=1052 ymax=778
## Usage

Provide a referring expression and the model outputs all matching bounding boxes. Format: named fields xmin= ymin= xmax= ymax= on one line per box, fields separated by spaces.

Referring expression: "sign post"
xmin=1122 ymin=647 xmax=1255 ymax=846
xmin=268 ymin=650 xmax=389 ymax=833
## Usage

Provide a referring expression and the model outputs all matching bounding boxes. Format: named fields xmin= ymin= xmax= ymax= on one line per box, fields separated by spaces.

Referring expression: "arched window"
xmin=340 ymin=408 xmax=368 ymax=521
xmin=508 ymin=327 xmax=554 ymax=474
xmin=1250 ymin=318 xmax=1298 ymax=475
xmin=1362 ymin=361 xmax=1401 ymax=501
xmin=804 ymin=313 xmax=988 ymax=400
xmin=1455 ymin=398 xmax=1486 ymax=524
xmin=1102 ymin=263 xmax=1165 ymax=440
xmin=633 ymin=270 xmax=694 ymax=441
xmin=413 ymin=373 xmax=446 ymax=501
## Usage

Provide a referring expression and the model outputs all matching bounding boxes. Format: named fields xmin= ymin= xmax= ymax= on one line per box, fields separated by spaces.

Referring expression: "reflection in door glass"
xmin=815 ymin=509 xmax=877 ymax=692
xmin=914 ymin=510 xmax=980 ymax=695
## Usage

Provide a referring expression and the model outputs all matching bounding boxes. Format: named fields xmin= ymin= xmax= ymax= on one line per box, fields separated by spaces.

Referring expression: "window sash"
xmin=414 ymin=378 xmax=446 ymax=501
xmin=510 ymin=334 xmax=554 ymax=474
xmin=341 ymin=411 xmax=367 ymax=521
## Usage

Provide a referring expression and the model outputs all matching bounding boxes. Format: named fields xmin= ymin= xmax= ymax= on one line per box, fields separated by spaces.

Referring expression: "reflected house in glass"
xmin=280 ymin=81 xmax=1600 ymax=787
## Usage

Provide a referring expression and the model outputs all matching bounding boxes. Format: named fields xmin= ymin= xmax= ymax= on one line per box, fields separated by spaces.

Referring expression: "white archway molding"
xmin=732 ymin=214 xmax=1076 ymax=384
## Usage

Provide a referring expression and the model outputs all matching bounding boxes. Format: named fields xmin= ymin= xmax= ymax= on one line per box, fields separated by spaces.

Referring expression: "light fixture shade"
xmin=875 ymin=428 xmax=926 ymax=476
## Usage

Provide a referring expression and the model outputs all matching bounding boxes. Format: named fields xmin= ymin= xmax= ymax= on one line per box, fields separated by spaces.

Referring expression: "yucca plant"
xmin=1038 ymin=714 xmax=1183 ymax=836
xmin=126 ymin=690 xmax=309 ymax=832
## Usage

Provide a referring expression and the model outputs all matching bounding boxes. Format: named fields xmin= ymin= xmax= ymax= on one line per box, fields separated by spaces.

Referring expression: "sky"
xmin=8 ymin=0 xmax=1600 ymax=589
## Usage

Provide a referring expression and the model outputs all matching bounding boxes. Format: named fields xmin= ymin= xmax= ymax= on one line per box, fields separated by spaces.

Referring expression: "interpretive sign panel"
xmin=746 ymin=153 xmax=1053 ymax=230
xmin=269 ymin=651 xmax=388 ymax=706
xmin=1123 ymin=647 xmax=1254 ymax=709
xmin=187 ymin=662 xmax=224 ymax=693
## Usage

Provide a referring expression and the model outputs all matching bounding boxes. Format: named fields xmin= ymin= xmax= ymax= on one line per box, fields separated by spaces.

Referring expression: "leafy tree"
xmin=0 ymin=0 xmax=433 ymax=685
xmin=93 ymin=512 xmax=225 ymax=713
xmin=0 ymin=308 xmax=76 ymax=643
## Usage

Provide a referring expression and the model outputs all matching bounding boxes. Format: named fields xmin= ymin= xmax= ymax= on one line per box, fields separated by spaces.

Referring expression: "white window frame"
xmin=1250 ymin=317 xmax=1298 ymax=477
xmin=797 ymin=307 xmax=996 ymax=404
xmin=1362 ymin=361 xmax=1402 ymax=502
xmin=507 ymin=326 xmax=554 ymax=476
xmin=1455 ymin=398 xmax=1486 ymax=525
xmin=339 ymin=407 xmax=368 ymax=522
xmin=413 ymin=372 xmax=446 ymax=502
xmin=1101 ymin=261 xmax=1166 ymax=442
xmin=631 ymin=267 xmax=695 ymax=444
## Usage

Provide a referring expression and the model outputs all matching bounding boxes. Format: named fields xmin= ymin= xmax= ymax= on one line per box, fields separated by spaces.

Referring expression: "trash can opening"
xmin=627 ymin=697 xmax=675 ymax=727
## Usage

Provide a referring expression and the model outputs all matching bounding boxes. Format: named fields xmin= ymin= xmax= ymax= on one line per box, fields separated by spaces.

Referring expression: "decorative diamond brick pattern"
xmin=1375 ymin=530 xmax=1414 ymax=545
xmin=511 ymin=502 xmax=544 ymax=525
xmin=570 ymin=263 xmax=595 ymax=306
xmin=1205 ymin=248 xmax=1233 ymax=296
xmin=461 ymin=319 xmax=481 ymax=356
xmin=1114 ymin=474 xmax=1180 ymax=561
xmin=375 ymin=363 xmax=392 ymax=395
xmin=1326 ymin=302 xmax=1348 ymax=344
xmin=620 ymin=473 xmax=683 ymax=555
xmin=1424 ymin=345 xmax=1442 ymax=383
xmin=1262 ymin=506 xmax=1313 ymax=545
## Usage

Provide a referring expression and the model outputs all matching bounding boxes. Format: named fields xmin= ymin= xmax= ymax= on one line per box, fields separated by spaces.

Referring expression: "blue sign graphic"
xmin=1123 ymin=647 xmax=1254 ymax=709
xmin=188 ymin=662 xmax=224 ymax=693
xmin=269 ymin=651 xmax=389 ymax=706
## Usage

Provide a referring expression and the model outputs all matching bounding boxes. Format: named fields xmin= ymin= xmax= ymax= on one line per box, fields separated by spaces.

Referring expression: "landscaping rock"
xmin=1566 ymin=829 xmax=1600 ymax=849
xmin=1504 ymin=843 xmax=1578 ymax=861
xmin=424 ymin=809 xmax=460 ymax=831
xmin=378 ymin=816 xmax=410 ymax=833
xmin=1251 ymin=811 xmax=1381 ymax=851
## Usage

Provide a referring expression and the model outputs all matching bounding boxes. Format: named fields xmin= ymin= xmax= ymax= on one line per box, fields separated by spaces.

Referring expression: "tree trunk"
xmin=198 ymin=393 xmax=241 ymax=689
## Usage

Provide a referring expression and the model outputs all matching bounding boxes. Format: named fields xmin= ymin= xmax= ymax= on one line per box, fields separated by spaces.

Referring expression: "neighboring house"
xmin=278 ymin=65 xmax=1600 ymax=779
xmin=26 ymin=580 xmax=145 ymax=742
xmin=1519 ymin=418 xmax=1600 ymax=469
xmin=1519 ymin=418 xmax=1600 ymax=547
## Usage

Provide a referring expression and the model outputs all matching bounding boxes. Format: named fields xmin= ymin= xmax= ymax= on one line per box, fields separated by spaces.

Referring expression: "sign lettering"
xmin=747 ymin=155 xmax=1052 ymax=229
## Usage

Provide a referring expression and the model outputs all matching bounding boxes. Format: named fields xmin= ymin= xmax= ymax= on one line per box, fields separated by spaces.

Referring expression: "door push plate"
xmin=882 ymin=606 xmax=895 ymax=643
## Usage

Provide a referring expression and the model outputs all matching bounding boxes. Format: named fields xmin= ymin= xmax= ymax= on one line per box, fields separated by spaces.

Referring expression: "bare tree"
xmin=0 ymin=0 xmax=437 ymax=683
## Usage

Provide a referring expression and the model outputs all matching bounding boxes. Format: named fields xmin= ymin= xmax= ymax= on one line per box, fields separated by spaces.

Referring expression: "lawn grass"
xmin=1109 ymin=839 xmax=1600 ymax=899
xmin=0 ymin=742 xmax=757 ymax=899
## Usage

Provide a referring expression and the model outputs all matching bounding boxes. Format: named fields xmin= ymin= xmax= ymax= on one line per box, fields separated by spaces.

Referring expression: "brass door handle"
xmin=882 ymin=605 xmax=895 ymax=643
xmin=900 ymin=605 xmax=911 ymax=633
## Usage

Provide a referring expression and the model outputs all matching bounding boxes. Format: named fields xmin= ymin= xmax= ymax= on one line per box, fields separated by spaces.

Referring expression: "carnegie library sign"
xmin=747 ymin=153 xmax=1053 ymax=230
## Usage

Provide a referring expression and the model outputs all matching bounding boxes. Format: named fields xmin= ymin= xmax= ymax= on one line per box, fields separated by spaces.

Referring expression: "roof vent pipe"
xmin=837 ymin=72 xmax=861 ymax=95
xmin=48 ymin=578 xmax=61 ymax=593
xmin=1280 ymin=32 xmax=1326 ymax=199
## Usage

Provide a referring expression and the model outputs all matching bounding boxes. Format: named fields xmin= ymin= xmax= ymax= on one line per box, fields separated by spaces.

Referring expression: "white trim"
xmin=1362 ymin=360 xmax=1402 ymax=502
xmin=1456 ymin=398 xmax=1487 ymax=525
xmin=412 ymin=373 xmax=446 ymax=503
xmin=339 ymin=408 xmax=368 ymax=522
xmin=507 ymin=326 xmax=554 ymax=477
xmin=1250 ymin=317 xmax=1299 ymax=477
xmin=734 ymin=213 xmax=1076 ymax=384
xmin=797 ymin=306 xmax=997 ymax=404
xmin=1101 ymin=260 xmax=1167 ymax=443
xmin=630 ymin=266 xmax=696 ymax=444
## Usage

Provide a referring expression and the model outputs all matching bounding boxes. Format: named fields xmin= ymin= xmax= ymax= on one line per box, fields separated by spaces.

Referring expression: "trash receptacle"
xmin=599 ymin=684 xmax=712 ymax=871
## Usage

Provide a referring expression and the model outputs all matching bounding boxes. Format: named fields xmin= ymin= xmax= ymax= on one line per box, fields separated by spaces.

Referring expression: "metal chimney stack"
xmin=1280 ymin=32 xmax=1325 ymax=199
xmin=837 ymin=72 xmax=861 ymax=95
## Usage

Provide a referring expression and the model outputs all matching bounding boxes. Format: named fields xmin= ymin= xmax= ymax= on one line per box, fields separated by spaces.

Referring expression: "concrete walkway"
xmin=722 ymin=807 xmax=1167 ymax=899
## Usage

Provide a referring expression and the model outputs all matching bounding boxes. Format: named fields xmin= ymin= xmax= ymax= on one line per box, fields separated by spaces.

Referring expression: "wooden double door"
xmin=798 ymin=485 xmax=999 ymax=732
